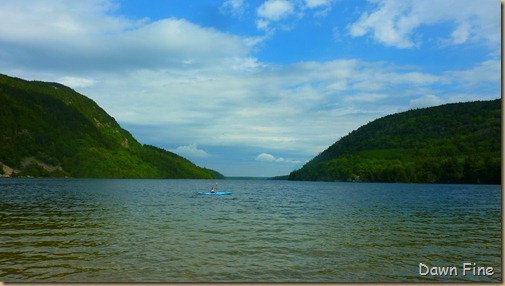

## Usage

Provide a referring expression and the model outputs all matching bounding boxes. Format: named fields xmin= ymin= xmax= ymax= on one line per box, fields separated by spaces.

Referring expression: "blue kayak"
xmin=197 ymin=191 xmax=233 ymax=195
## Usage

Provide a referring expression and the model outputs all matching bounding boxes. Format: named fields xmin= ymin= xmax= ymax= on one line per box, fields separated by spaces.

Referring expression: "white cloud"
xmin=172 ymin=144 xmax=209 ymax=158
xmin=343 ymin=93 xmax=389 ymax=103
xmin=256 ymin=18 xmax=270 ymax=30
xmin=0 ymin=1 xmax=255 ymax=73
xmin=220 ymin=0 xmax=247 ymax=18
xmin=304 ymin=0 xmax=333 ymax=17
xmin=0 ymin=0 xmax=132 ymax=44
xmin=254 ymin=0 xmax=335 ymax=31
xmin=255 ymin=0 xmax=296 ymax=32
xmin=257 ymin=0 xmax=294 ymax=21
xmin=348 ymin=0 xmax=500 ymax=49
xmin=256 ymin=153 xmax=276 ymax=162
xmin=348 ymin=1 xmax=415 ymax=48
xmin=451 ymin=22 xmax=470 ymax=45
xmin=445 ymin=60 xmax=500 ymax=88
xmin=230 ymin=57 xmax=267 ymax=73
xmin=304 ymin=0 xmax=331 ymax=9
xmin=85 ymin=57 xmax=498 ymax=158
xmin=58 ymin=76 xmax=96 ymax=89
xmin=255 ymin=153 xmax=300 ymax=164
xmin=409 ymin=95 xmax=444 ymax=109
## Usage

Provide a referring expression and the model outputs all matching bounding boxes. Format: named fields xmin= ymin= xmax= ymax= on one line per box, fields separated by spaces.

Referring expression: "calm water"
xmin=0 ymin=178 xmax=501 ymax=282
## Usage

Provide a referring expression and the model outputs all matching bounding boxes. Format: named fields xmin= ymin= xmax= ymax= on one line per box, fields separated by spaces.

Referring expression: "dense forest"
xmin=289 ymin=99 xmax=501 ymax=184
xmin=0 ymin=73 xmax=224 ymax=179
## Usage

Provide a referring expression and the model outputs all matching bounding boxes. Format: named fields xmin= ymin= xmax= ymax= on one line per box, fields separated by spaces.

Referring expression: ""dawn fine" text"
xmin=419 ymin=262 xmax=494 ymax=277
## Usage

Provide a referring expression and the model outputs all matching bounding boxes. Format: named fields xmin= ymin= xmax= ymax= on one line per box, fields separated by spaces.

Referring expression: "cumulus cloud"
xmin=172 ymin=144 xmax=209 ymax=158
xmin=257 ymin=0 xmax=294 ymax=21
xmin=220 ymin=0 xmax=247 ymax=18
xmin=0 ymin=0 xmax=132 ymax=43
xmin=254 ymin=0 xmax=335 ymax=31
xmin=0 ymin=1 xmax=255 ymax=74
xmin=256 ymin=19 xmax=270 ymax=31
xmin=256 ymin=153 xmax=277 ymax=162
xmin=81 ymin=56 xmax=499 ymax=158
xmin=348 ymin=0 xmax=500 ymax=49
xmin=348 ymin=1 xmax=415 ymax=48
xmin=255 ymin=153 xmax=300 ymax=164
xmin=302 ymin=0 xmax=335 ymax=17
xmin=255 ymin=0 xmax=296 ymax=31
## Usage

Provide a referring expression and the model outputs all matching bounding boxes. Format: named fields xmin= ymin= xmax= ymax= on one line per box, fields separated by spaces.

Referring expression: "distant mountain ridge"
xmin=0 ymin=73 xmax=224 ymax=179
xmin=289 ymin=99 xmax=501 ymax=184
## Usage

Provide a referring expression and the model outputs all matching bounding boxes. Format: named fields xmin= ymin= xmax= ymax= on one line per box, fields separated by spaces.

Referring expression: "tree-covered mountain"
xmin=289 ymin=99 xmax=501 ymax=184
xmin=0 ymin=73 xmax=224 ymax=179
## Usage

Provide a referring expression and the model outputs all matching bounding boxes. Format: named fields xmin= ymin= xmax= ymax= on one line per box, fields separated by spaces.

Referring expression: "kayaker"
xmin=210 ymin=186 xmax=216 ymax=193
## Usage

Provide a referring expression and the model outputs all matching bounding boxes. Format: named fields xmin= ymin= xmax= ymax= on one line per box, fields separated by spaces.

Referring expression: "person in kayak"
xmin=210 ymin=186 xmax=216 ymax=193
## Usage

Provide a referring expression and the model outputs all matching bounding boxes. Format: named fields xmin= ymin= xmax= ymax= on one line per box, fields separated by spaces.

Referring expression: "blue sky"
xmin=0 ymin=0 xmax=500 ymax=177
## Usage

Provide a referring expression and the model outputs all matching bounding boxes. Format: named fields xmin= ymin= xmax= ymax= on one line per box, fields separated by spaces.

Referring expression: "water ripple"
xmin=0 ymin=179 xmax=501 ymax=282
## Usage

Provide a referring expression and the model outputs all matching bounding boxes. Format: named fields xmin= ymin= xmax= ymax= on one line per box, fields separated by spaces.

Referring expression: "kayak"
xmin=197 ymin=191 xmax=233 ymax=195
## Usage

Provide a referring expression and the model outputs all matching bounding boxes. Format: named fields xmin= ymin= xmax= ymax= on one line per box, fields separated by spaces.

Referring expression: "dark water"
xmin=0 ymin=178 xmax=501 ymax=282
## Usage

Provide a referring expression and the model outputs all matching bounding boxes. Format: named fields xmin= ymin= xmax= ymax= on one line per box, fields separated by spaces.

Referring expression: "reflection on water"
xmin=0 ymin=178 xmax=501 ymax=282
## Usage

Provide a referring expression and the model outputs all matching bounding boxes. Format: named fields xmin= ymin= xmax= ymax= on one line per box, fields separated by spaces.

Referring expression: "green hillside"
xmin=289 ymin=99 xmax=501 ymax=184
xmin=0 ymin=73 xmax=224 ymax=179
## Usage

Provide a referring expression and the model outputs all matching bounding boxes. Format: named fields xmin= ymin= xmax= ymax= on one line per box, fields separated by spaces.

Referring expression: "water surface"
xmin=0 ymin=179 xmax=501 ymax=282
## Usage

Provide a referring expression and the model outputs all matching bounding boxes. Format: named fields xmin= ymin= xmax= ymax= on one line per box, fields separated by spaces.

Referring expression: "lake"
xmin=0 ymin=178 xmax=501 ymax=282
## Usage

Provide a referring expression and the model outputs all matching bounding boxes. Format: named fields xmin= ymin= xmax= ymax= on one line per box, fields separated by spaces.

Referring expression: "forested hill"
xmin=0 ymin=73 xmax=224 ymax=179
xmin=289 ymin=99 xmax=501 ymax=184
